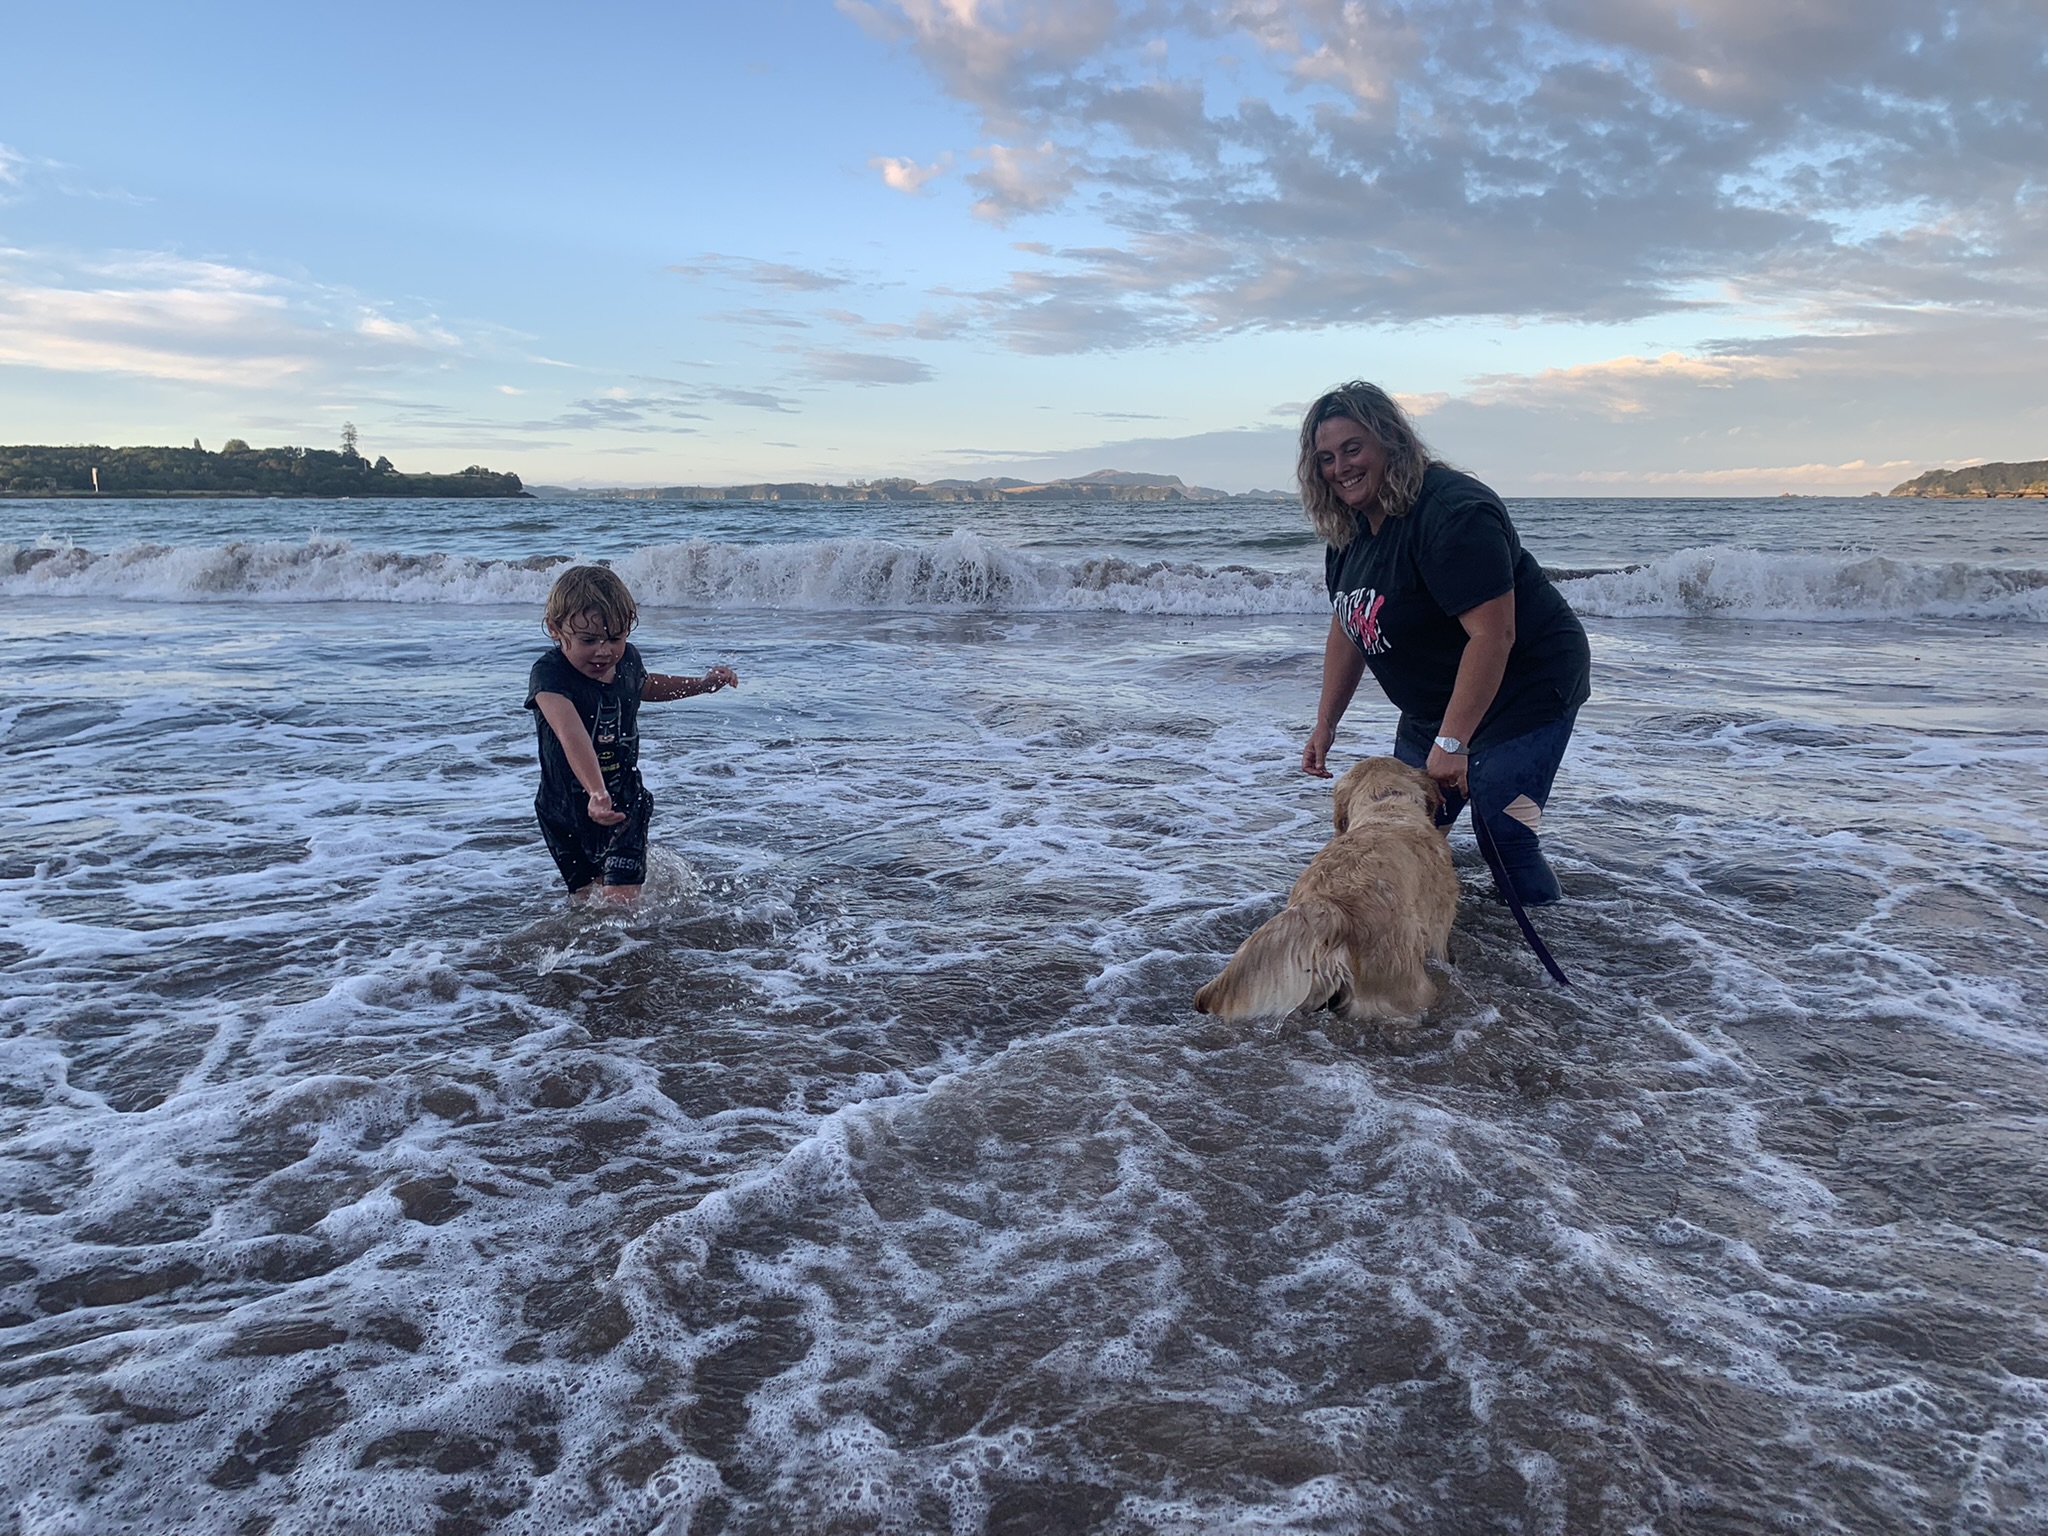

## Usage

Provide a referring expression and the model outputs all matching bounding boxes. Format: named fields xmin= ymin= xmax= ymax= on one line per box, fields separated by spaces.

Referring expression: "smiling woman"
xmin=1296 ymin=381 xmax=1591 ymax=907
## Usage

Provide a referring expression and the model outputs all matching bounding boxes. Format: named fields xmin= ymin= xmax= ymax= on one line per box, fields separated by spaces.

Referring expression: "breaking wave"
xmin=0 ymin=533 xmax=1325 ymax=615
xmin=1557 ymin=546 xmax=2048 ymax=622
xmin=7 ymin=535 xmax=2046 ymax=622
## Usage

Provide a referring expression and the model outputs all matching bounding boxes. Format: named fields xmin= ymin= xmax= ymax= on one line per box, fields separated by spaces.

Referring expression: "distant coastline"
xmin=535 ymin=470 xmax=1292 ymax=504
xmin=20 ymin=445 xmax=2042 ymax=503
xmin=1 ymin=443 xmax=526 ymax=499
xmin=1888 ymin=459 xmax=2048 ymax=498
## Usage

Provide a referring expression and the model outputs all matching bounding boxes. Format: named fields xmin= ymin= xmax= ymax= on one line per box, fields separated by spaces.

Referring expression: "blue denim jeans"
xmin=1393 ymin=708 xmax=1579 ymax=906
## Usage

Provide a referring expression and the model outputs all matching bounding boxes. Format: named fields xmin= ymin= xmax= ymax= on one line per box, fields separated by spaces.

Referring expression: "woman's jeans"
xmin=1393 ymin=708 xmax=1579 ymax=906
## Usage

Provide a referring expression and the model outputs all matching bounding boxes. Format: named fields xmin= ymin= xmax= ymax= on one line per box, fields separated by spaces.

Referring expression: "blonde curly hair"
xmin=1296 ymin=382 xmax=1435 ymax=548
xmin=544 ymin=564 xmax=638 ymax=637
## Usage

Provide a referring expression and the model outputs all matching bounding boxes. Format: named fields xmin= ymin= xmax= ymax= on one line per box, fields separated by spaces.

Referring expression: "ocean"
xmin=2 ymin=491 xmax=2045 ymax=1535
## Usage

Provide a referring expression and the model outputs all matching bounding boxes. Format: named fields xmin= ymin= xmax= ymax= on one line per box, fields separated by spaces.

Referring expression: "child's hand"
xmin=585 ymin=788 xmax=627 ymax=827
xmin=702 ymin=665 xmax=739 ymax=691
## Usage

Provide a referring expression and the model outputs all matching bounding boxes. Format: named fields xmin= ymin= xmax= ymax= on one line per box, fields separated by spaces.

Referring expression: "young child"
xmin=525 ymin=565 xmax=739 ymax=903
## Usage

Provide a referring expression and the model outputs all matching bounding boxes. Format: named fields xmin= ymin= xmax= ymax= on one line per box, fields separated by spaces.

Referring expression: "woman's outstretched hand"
xmin=1301 ymin=723 xmax=1336 ymax=778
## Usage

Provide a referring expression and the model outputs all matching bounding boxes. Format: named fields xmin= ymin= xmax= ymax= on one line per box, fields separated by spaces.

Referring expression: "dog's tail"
xmin=1192 ymin=897 xmax=1353 ymax=1022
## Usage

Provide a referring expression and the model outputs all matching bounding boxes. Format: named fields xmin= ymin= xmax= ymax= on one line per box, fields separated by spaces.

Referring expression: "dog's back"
xmin=1193 ymin=758 xmax=1457 ymax=1023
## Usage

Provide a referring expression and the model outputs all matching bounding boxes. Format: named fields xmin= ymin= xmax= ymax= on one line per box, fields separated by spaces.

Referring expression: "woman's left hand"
xmin=1425 ymin=743 xmax=1468 ymax=798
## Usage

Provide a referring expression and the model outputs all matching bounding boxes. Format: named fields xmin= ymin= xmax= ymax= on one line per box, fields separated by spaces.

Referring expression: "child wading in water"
xmin=525 ymin=566 xmax=739 ymax=903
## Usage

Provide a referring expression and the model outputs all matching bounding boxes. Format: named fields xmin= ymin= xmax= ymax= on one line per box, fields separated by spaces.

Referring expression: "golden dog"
xmin=1193 ymin=756 xmax=1457 ymax=1023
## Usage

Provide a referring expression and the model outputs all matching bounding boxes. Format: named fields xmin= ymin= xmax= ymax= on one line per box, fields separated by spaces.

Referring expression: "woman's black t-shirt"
xmin=1323 ymin=465 xmax=1589 ymax=749
xmin=524 ymin=643 xmax=647 ymax=818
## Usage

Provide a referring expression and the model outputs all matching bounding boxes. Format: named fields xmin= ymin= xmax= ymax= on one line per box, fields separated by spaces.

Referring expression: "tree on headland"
xmin=341 ymin=421 xmax=360 ymax=459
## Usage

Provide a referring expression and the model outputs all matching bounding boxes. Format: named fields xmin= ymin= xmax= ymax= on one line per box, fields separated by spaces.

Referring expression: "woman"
xmin=1298 ymin=382 xmax=1590 ymax=906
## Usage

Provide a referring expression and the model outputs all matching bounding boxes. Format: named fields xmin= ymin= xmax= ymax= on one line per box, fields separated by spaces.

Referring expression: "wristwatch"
xmin=1433 ymin=734 xmax=1468 ymax=756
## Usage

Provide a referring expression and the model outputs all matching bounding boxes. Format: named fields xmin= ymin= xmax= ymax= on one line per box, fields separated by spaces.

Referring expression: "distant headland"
xmin=1887 ymin=459 xmax=2048 ymax=498
xmin=536 ymin=470 xmax=1292 ymax=504
xmin=1 ymin=440 xmax=525 ymax=499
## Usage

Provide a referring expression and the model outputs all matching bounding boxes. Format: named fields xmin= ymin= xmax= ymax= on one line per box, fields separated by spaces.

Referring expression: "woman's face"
xmin=1313 ymin=416 xmax=1388 ymax=512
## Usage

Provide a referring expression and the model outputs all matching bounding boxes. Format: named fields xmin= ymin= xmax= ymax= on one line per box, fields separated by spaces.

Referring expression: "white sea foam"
xmin=1 ymin=532 xmax=1327 ymax=616
xmin=7 ymin=549 xmax=2048 ymax=1531
xmin=10 ymin=533 xmax=2048 ymax=621
xmin=1559 ymin=544 xmax=2048 ymax=621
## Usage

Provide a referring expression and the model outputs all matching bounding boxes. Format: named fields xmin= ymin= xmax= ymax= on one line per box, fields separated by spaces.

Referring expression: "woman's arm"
xmin=1302 ymin=614 xmax=1368 ymax=778
xmin=533 ymin=691 xmax=628 ymax=826
xmin=641 ymin=665 xmax=739 ymax=702
xmin=1426 ymin=590 xmax=1516 ymax=795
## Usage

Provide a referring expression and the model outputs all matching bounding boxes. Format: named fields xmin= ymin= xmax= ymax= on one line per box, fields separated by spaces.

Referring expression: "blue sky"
xmin=2 ymin=0 xmax=2043 ymax=492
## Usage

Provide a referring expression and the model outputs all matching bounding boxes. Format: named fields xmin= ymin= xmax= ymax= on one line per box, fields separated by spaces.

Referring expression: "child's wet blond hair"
xmin=545 ymin=565 xmax=638 ymax=636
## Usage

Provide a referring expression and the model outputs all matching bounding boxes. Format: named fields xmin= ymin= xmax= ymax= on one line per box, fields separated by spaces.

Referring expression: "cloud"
xmin=0 ymin=141 xmax=145 ymax=205
xmin=839 ymin=0 xmax=1124 ymax=138
xmin=707 ymin=386 xmax=797 ymax=412
xmin=518 ymin=378 xmax=815 ymax=432
xmin=942 ymin=424 xmax=1299 ymax=492
xmin=1524 ymin=459 xmax=1920 ymax=490
xmin=967 ymin=141 xmax=1074 ymax=221
xmin=871 ymin=153 xmax=950 ymax=193
xmin=803 ymin=348 xmax=935 ymax=384
xmin=817 ymin=306 xmax=966 ymax=342
xmin=1419 ymin=312 xmax=2048 ymax=490
xmin=680 ymin=256 xmax=975 ymax=355
xmin=1393 ymin=392 xmax=1449 ymax=418
xmin=0 ymin=250 xmax=461 ymax=385
xmin=932 ymin=310 xmax=2048 ymax=493
xmin=707 ymin=307 xmax=813 ymax=330
xmin=670 ymin=254 xmax=852 ymax=291
xmin=1461 ymin=351 xmax=1801 ymax=418
xmin=355 ymin=312 xmax=459 ymax=348
xmin=539 ymin=393 xmax=708 ymax=433
xmin=843 ymin=0 xmax=2048 ymax=347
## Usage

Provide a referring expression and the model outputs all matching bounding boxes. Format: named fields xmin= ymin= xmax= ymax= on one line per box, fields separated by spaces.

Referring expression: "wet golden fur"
xmin=1193 ymin=757 xmax=1457 ymax=1023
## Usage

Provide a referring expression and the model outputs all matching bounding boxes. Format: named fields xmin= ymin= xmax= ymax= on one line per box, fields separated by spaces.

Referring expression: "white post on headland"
xmin=91 ymin=466 xmax=100 ymax=493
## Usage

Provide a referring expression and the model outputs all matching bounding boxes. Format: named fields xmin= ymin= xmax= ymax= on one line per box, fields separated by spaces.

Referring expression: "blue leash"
xmin=1470 ymin=806 xmax=1572 ymax=988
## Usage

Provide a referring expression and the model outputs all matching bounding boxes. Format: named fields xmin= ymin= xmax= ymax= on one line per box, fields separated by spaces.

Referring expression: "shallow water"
xmin=2 ymin=497 xmax=2046 ymax=1534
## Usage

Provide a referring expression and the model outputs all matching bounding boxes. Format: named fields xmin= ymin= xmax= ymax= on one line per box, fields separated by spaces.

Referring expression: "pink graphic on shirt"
xmin=1336 ymin=588 xmax=1390 ymax=655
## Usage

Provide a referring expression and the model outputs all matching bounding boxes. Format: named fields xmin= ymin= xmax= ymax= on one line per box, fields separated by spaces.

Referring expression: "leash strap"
xmin=1471 ymin=807 xmax=1572 ymax=988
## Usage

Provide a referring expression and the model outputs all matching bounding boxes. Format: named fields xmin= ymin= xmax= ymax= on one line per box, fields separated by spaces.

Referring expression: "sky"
xmin=1 ymin=0 xmax=2044 ymax=494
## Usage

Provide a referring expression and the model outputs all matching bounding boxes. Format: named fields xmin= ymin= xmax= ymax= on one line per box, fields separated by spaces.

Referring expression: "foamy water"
xmin=3 ymin=494 xmax=2046 ymax=1534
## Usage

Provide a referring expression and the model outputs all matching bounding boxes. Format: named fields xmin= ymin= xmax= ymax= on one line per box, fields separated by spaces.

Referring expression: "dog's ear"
xmin=1420 ymin=773 xmax=1443 ymax=819
xmin=1332 ymin=780 xmax=1350 ymax=834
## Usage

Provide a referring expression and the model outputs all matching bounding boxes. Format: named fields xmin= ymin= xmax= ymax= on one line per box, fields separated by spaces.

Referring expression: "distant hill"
xmin=1888 ymin=459 xmax=2048 ymax=497
xmin=1 ymin=442 xmax=525 ymax=498
xmin=542 ymin=470 xmax=1289 ymax=504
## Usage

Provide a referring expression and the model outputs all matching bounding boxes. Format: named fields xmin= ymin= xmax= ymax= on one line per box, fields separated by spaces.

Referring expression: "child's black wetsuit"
xmin=525 ymin=643 xmax=652 ymax=891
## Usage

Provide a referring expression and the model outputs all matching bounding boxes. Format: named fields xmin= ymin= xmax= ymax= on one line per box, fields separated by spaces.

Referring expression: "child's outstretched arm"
xmin=532 ymin=691 xmax=628 ymax=826
xmin=642 ymin=664 xmax=739 ymax=703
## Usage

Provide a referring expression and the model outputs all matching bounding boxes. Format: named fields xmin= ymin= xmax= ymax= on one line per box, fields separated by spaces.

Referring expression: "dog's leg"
xmin=1193 ymin=898 xmax=1352 ymax=1023
xmin=1385 ymin=961 xmax=1439 ymax=1019
xmin=1337 ymin=944 xmax=1438 ymax=1024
